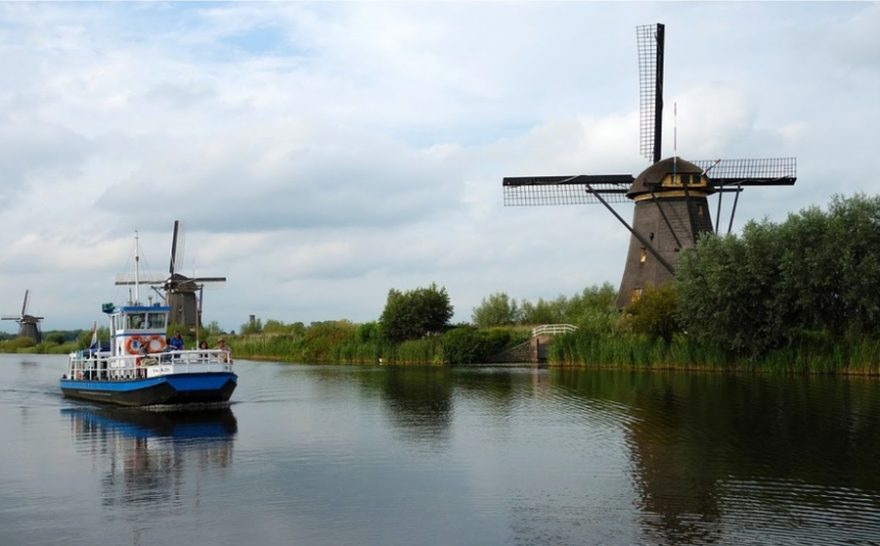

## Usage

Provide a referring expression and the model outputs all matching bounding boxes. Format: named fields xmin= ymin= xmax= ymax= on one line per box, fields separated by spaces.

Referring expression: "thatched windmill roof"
xmin=626 ymin=157 xmax=706 ymax=199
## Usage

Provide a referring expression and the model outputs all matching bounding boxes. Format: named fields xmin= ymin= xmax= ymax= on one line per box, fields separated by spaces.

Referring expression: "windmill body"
xmin=502 ymin=23 xmax=796 ymax=309
xmin=2 ymin=289 xmax=44 ymax=343
xmin=166 ymin=274 xmax=202 ymax=329
xmin=617 ymin=158 xmax=714 ymax=307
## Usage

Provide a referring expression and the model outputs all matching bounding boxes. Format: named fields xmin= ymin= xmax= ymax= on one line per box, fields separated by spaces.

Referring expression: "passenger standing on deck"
xmin=168 ymin=331 xmax=185 ymax=351
xmin=217 ymin=338 xmax=232 ymax=363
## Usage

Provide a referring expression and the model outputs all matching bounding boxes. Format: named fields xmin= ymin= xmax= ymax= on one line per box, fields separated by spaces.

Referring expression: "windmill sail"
xmin=637 ymin=23 xmax=664 ymax=163
xmin=501 ymin=22 xmax=798 ymax=309
xmin=502 ymin=175 xmax=634 ymax=205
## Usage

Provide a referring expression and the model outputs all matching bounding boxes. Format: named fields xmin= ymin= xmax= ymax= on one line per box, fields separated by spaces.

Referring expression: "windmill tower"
xmin=161 ymin=220 xmax=227 ymax=331
xmin=115 ymin=221 xmax=226 ymax=332
xmin=503 ymin=23 xmax=797 ymax=309
xmin=2 ymin=290 xmax=44 ymax=342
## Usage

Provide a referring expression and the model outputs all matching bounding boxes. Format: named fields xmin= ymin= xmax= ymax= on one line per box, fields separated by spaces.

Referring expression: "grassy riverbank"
xmin=226 ymin=322 xmax=531 ymax=365
xmin=4 ymin=325 xmax=880 ymax=375
xmin=549 ymin=332 xmax=880 ymax=375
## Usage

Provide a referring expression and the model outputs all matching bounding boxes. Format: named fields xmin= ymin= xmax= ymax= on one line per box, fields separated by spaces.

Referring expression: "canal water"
xmin=1 ymin=354 xmax=879 ymax=545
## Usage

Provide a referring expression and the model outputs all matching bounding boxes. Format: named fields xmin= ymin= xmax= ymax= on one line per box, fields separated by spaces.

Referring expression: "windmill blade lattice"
xmin=637 ymin=23 xmax=664 ymax=163
xmin=503 ymin=175 xmax=634 ymax=206
xmin=694 ymin=158 xmax=797 ymax=187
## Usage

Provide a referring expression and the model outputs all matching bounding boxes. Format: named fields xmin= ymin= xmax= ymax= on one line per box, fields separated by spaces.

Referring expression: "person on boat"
xmin=198 ymin=340 xmax=209 ymax=361
xmin=168 ymin=331 xmax=185 ymax=351
xmin=216 ymin=338 xmax=232 ymax=363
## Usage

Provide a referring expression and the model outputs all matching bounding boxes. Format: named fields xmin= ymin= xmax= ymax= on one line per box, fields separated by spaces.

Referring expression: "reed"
xmin=549 ymin=329 xmax=880 ymax=375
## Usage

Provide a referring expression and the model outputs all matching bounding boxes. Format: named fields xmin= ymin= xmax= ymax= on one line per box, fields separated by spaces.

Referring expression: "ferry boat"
xmin=60 ymin=239 xmax=237 ymax=407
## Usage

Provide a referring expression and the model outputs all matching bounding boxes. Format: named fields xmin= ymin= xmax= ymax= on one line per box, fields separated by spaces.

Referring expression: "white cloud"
xmin=0 ymin=2 xmax=877 ymax=333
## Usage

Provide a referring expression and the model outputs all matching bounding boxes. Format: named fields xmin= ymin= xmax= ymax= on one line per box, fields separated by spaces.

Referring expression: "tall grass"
xmin=550 ymin=330 xmax=880 ymax=375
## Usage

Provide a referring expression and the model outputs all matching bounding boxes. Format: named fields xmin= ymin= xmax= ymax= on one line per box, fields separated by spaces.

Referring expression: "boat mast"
xmin=134 ymin=230 xmax=140 ymax=305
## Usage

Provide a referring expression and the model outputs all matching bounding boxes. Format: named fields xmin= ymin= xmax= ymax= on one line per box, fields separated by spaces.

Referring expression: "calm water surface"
xmin=1 ymin=354 xmax=879 ymax=545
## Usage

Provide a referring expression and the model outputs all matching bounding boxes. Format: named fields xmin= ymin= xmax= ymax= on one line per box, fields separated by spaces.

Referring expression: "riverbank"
xmin=4 ymin=323 xmax=879 ymax=375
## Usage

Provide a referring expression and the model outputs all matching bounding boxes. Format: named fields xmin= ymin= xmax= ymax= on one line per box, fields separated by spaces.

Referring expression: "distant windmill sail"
xmin=2 ymin=289 xmax=44 ymax=343
xmin=502 ymin=22 xmax=797 ymax=309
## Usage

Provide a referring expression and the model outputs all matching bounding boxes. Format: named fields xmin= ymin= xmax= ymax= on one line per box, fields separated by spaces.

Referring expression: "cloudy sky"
xmin=0 ymin=2 xmax=877 ymax=333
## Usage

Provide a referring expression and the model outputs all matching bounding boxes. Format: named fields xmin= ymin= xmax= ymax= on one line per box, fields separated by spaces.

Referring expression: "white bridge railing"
xmin=531 ymin=324 xmax=578 ymax=337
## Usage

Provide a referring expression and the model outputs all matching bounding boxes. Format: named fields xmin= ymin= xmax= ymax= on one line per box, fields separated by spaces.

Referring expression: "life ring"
xmin=146 ymin=335 xmax=167 ymax=353
xmin=125 ymin=335 xmax=144 ymax=355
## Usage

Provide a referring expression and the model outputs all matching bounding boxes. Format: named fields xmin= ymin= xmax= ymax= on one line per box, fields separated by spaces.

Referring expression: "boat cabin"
xmin=105 ymin=303 xmax=171 ymax=358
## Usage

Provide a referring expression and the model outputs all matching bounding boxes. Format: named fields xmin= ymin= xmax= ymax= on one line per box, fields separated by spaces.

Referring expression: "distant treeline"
xmin=0 ymin=329 xmax=86 ymax=354
xmin=229 ymin=194 xmax=880 ymax=374
xmin=7 ymin=194 xmax=880 ymax=374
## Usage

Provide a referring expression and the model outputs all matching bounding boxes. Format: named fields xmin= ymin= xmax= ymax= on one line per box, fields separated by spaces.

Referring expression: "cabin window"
xmin=631 ymin=288 xmax=643 ymax=303
xmin=639 ymin=248 xmax=647 ymax=263
xmin=148 ymin=313 xmax=167 ymax=329
xmin=127 ymin=314 xmax=146 ymax=329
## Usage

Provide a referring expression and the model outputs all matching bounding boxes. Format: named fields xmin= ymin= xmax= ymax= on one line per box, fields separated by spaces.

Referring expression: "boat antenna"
xmin=134 ymin=230 xmax=140 ymax=305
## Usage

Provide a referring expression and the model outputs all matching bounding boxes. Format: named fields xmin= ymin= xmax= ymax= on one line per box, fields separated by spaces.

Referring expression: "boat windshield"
xmin=148 ymin=313 xmax=167 ymax=329
xmin=127 ymin=314 xmax=145 ymax=329
xmin=126 ymin=312 xmax=167 ymax=329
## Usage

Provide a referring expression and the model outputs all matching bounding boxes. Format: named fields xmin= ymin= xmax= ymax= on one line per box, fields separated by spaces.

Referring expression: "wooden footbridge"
xmin=487 ymin=324 xmax=578 ymax=365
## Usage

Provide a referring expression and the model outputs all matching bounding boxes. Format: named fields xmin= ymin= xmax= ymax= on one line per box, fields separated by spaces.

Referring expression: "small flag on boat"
xmin=89 ymin=321 xmax=98 ymax=350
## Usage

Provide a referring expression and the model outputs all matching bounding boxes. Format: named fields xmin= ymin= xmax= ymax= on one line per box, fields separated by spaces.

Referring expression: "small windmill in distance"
xmin=2 ymin=289 xmax=44 ymax=342
xmin=503 ymin=23 xmax=797 ymax=308
xmin=116 ymin=221 xmax=226 ymax=332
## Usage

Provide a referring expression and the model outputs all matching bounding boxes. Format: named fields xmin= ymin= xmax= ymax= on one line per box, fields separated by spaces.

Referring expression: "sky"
xmin=0 ymin=2 xmax=878 ymax=333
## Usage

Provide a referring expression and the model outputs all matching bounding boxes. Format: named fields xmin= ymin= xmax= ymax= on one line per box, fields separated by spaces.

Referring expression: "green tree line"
xmin=8 ymin=193 xmax=880 ymax=373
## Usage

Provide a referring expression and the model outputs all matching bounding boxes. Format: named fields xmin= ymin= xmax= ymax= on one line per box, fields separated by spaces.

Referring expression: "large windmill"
xmin=116 ymin=221 xmax=226 ymax=332
xmin=2 ymin=290 xmax=44 ymax=342
xmin=503 ymin=23 xmax=797 ymax=309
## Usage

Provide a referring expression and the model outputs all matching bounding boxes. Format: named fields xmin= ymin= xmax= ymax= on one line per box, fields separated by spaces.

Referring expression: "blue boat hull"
xmin=60 ymin=372 xmax=237 ymax=407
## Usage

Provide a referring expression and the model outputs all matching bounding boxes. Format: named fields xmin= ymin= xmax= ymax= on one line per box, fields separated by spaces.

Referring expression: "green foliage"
xmin=471 ymin=292 xmax=519 ymax=327
xmin=239 ymin=317 xmax=263 ymax=335
xmin=519 ymin=297 xmax=564 ymax=325
xmin=203 ymin=320 xmax=224 ymax=335
xmin=45 ymin=332 xmax=66 ymax=345
xmin=623 ymin=283 xmax=681 ymax=343
xmin=356 ymin=321 xmax=379 ymax=343
xmin=0 ymin=336 xmax=35 ymax=352
xmin=379 ymin=283 xmax=453 ymax=342
xmin=76 ymin=327 xmax=110 ymax=349
xmin=518 ymin=284 xmax=618 ymax=329
xmin=442 ymin=327 xmax=518 ymax=365
xmin=678 ymin=193 xmax=880 ymax=359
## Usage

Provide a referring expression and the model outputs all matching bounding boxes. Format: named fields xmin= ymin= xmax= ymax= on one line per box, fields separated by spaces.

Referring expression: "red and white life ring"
xmin=125 ymin=335 xmax=144 ymax=355
xmin=125 ymin=335 xmax=167 ymax=354
xmin=146 ymin=335 xmax=167 ymax=353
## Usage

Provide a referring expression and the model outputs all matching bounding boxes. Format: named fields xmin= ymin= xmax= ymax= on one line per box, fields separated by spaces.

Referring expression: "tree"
xmin=623 ymin=283 xmax=681 ymax=343
xmin=46 ymin=332 xmax=66 ymax=345
xmin=519 ymin=297 xmax=565 ymax=325
xmin=239 ymin=317 xmax=263 ymax=335
xmin=677 ymin=193 xmax=880 ymax=356
xmin=471 ymin=292 xmax=519 ymax=327
xmin=379 ymin=283 xmax=454 ymax=342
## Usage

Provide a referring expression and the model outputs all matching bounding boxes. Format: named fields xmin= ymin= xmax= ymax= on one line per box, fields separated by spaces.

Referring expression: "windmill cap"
xmin=627 ymin=157 xmax=707 ymax=198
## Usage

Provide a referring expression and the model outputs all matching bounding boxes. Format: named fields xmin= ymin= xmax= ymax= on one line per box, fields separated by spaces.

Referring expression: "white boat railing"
xmin=66 ymin=349 xmax=232 ymax=381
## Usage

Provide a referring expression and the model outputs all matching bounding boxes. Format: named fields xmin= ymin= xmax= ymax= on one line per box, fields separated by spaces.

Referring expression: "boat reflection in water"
xmin=63 ymin=405 xmax=237 ymax=510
